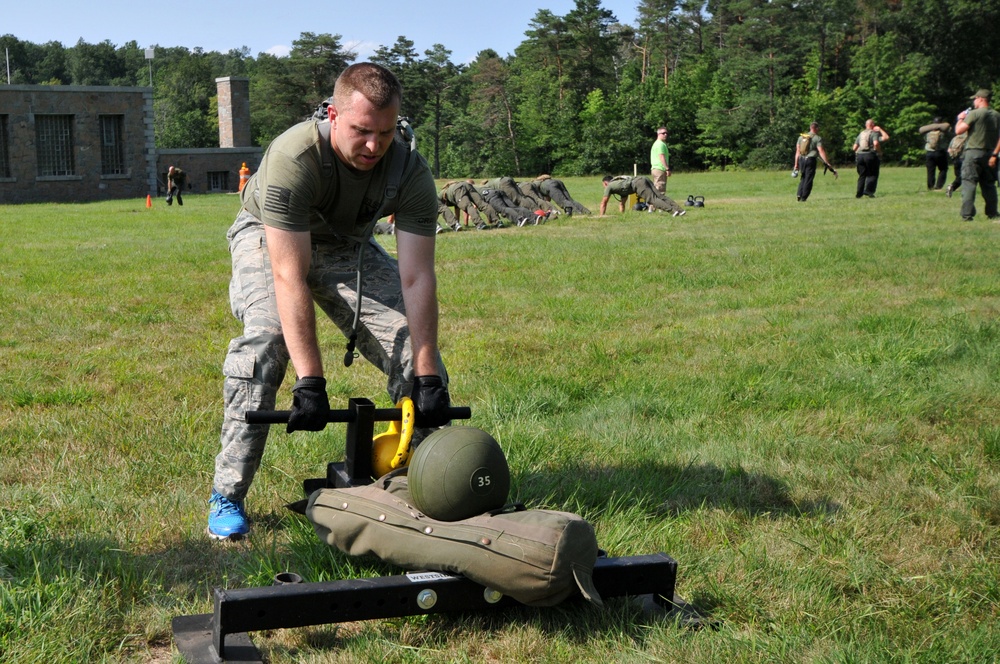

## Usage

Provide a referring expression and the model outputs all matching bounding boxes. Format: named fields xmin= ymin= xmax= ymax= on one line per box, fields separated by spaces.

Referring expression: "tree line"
xmin=3 ymin=0 xmax=999 ymax=178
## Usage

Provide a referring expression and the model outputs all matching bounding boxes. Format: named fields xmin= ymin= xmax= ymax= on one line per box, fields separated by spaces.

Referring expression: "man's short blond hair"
xmin=333 ymin=62 xmax=402 ymax=112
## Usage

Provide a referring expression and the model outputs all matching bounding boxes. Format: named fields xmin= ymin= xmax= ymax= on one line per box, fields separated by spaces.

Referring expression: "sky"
xmin=4 ymin=0 xmax=639 ymax=66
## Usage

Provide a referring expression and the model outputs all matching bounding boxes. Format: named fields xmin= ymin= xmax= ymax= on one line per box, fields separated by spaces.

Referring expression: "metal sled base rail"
xmin=172 ymin=552 xmax=678 ymax=663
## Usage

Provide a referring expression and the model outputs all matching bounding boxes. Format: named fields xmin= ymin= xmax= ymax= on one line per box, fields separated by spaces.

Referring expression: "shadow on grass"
xmin=0 ymin=494 xmax=712 ymax=658
xmin=0 ymin=529 xmax=258 ymax=603
xmin=516 ymin=460 xmax=841 ymax=519
xmin=256 ymin=595 xmax=688 ymax=661
xmin=1 ymin=456 xmax=809 ymax=653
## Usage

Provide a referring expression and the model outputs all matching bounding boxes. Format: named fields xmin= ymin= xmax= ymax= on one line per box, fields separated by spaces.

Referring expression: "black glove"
xmin=287 ymin=376 xmax=330 ymax=433
xmin=412 ymin=375 xmax=451 ymax=428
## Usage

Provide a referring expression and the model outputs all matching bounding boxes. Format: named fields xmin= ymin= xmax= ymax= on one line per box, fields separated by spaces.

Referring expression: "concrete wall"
xmin=1 ymin=79 xmax=262 ymax=205
xmin=156 ymin=148 xmax=262 ymax=196
xmin=0 ymin=85 xmax=155 ymax=204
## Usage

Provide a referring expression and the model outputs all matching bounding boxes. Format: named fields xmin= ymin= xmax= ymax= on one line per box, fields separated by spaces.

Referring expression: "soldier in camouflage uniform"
xmin=480 ymin=186 xmax=538 ymax=226
xmin=483 ymin=176 xmax=548 ymax=217
xmin=439 ymin=180 xmax=488 ymax=227
xmin=209 ymin=63 xmax=453 ymax=540
xmin=516 ymin=179 xmax=558 ymax=215
xmin=599 ymin=175 xmax=686 ymax=216
xmin=535 ymin=175 xmax=591 ymax=216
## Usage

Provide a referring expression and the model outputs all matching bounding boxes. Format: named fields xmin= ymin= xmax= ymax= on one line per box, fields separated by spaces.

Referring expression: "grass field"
xmin=1 ymin=167 xmax=998 ymax=663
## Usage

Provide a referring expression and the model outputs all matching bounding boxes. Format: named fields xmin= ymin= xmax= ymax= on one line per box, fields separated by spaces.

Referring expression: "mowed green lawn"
xmin=1 ymin=167 xmax=998 ymax=662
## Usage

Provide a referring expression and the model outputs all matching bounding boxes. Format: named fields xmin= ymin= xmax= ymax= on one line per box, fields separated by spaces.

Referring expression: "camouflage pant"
xmin=214 ymin=209 xmax=448 ymax=500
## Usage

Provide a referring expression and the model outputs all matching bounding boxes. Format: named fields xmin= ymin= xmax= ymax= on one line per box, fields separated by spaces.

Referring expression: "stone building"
xmin=0 ymin=76 xmax=262 ymax=204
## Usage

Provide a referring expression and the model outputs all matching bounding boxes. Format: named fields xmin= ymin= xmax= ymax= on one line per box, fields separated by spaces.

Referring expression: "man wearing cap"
xmin=955 ymin=88 xmax=1000 ymax=221
xmin=650 ymin=127 xmax=671 ymax=193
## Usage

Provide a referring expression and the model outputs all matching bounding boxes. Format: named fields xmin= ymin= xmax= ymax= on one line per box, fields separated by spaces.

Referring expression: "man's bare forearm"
xmin=397 ymin=231 xmax=441 ymax=376
xmin=264 ymin=225 xmax=324 ymax=378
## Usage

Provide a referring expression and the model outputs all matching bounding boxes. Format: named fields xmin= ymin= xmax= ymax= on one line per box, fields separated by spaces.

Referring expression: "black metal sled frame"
xmin=173 ymin=399 xmax=680 ymax=662
xmin=172 ymin=553 xmax=678 ymax=663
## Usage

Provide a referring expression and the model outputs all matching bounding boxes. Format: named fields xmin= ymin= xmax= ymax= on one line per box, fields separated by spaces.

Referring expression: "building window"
xmin=207 ymin=171 xmax=229 ymax=192
xmin=0 ymin=115 xmax=10 ymax=178
xmin=35 ymin=115 xmax=75 ymax=177
xmin=99 ymin=115 xmax=126 ymax=176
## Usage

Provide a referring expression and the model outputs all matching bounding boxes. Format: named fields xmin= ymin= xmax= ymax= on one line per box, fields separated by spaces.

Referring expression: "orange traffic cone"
xmin=146 ymin=194 xmax=152 ymax=208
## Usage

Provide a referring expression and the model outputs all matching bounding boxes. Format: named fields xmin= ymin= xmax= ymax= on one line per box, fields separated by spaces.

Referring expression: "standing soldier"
xmin=955 ymin=88 xmax=1000 ymax=221
xmin=918 ymin=117 xmax=951 ymax=191
xmin=793 ymin=122 xmax=833 ymax=202
xmin=852 ymin=119 xmax=889 ymax=198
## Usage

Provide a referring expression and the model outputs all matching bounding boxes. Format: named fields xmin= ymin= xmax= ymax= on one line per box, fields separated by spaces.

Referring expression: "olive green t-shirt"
xmin=963 ymin=107 xmax=1000 ymax=151
xmin=241 ymin=120 xmax=438 ymax=242
xmin=602 ymin=177 xmax=635 ymax=198
xmin=804 ymin=133 xmax=822 ymax=159
xmin=442 ymin=181 xmax=474 ymax=203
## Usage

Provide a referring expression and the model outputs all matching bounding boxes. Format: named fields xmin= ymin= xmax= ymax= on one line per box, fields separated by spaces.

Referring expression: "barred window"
xmin=0 ymin=115 xmax=10 ymax=178
xmin=35 ymin=115 xmax=75 ymax=176
xmin=207 ymin=171 xmax=229 ymax=192
xmin=99 ymin=115 xmax=126 ymax=175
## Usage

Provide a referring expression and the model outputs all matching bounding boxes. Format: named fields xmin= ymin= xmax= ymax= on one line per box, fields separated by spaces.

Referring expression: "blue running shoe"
xmin=208 ymin=490 xmax=249 ymax=540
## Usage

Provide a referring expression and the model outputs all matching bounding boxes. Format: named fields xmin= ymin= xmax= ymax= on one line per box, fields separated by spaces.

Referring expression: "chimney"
xmin=216 ymin=76 xmax=251 ymax=148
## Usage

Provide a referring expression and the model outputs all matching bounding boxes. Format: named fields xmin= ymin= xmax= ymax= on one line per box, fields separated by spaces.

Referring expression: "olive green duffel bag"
xmin=304 ymin=475 xmax=603 ymax=608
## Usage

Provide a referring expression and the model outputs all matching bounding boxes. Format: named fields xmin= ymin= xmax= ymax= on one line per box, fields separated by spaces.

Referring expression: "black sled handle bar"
xmin=246 ymin=406 xmax=471 ymax=425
